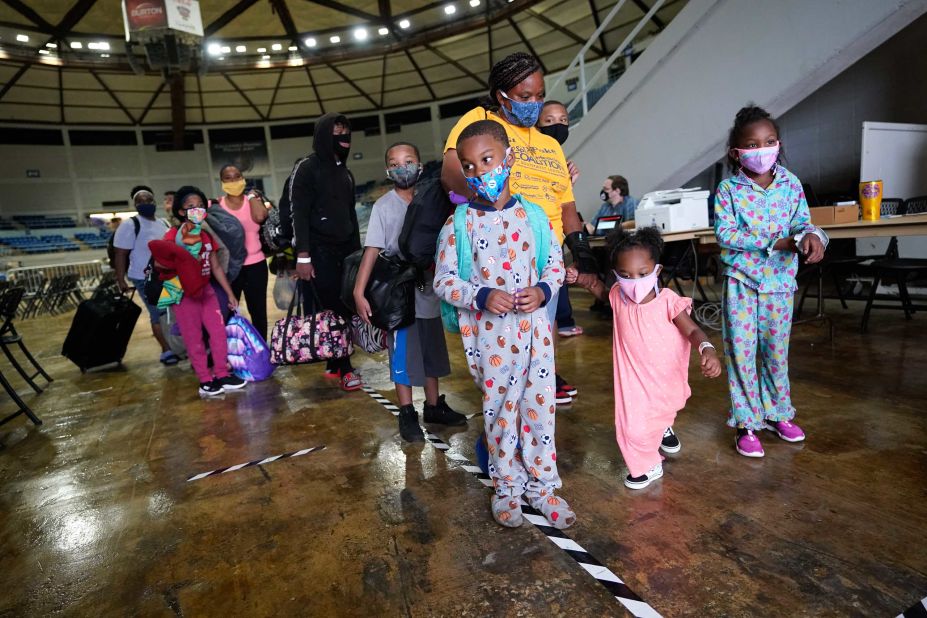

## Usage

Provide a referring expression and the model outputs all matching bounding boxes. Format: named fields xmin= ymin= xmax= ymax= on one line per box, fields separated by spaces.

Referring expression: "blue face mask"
xmin=464 ymin=151 xmax=511 ymax=204
xmin=500 ymin=91 xmax=543 ymax=128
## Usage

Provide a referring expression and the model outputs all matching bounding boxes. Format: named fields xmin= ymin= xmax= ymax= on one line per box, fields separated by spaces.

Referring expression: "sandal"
xmin=557 ymin=325 xmax=583 ymax=337
xmin=340 ymin=371 xmax=363 ymax=391
xmin=525 ymin=491 xmax=575 ymax=529
xmin=160 ymin=351 xmax=179 ymax=366
xmin=491 ymin=493 xmax=524 ymax=528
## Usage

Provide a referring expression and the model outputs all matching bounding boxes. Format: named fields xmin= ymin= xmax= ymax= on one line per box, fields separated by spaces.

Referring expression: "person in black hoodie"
xmin=290 ymin=112 xmax=362 ymax=391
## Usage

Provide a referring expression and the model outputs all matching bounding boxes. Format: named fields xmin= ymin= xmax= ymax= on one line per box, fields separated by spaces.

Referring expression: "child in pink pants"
xmin=161 ymin=185 xmax=247 ymax=397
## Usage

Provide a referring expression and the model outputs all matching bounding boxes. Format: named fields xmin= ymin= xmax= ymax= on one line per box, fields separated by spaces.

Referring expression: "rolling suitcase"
xmin=62 ymin=288 xmax=142 ymax=372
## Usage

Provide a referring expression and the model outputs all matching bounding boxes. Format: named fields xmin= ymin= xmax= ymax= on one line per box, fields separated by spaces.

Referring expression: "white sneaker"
xmin=624 ymin=463 xmax=664 ymax=489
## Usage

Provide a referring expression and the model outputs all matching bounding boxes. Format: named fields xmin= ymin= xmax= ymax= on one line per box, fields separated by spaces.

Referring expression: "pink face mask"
xmin=736 ymin=142 xmax=779 ymax=174
xmin=615 ymin=265 xmax=661 ymax=303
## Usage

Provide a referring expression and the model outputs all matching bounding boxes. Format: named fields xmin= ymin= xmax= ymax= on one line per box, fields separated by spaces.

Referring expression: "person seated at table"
xmin=593 ymin=175 xmax=638 ymax=229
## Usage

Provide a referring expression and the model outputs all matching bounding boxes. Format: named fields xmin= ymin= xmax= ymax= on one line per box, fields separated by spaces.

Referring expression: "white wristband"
xmin=296 ymin=257 xmax=312 ymax=264
xmin=698 ymin=341 xmax=715 ymax=355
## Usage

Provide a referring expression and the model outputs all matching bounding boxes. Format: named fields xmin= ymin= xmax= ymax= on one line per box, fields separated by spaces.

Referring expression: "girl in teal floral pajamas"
xmin=715 ymin=106 xmax=828 ymax=458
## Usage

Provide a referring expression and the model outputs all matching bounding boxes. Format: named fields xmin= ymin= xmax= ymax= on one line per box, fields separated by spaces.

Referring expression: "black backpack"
xmin=397 ymin=178 xmax=454 ymax=271
xmin=107 ymin=216 xmax=140 ymax=267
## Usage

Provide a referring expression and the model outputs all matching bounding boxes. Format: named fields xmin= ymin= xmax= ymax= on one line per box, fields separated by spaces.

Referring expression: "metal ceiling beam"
xmin=422 ymin=43 xmax=488 ymax=89
xmin=52 ymin=0 xmax=98 ymax=40
xmin=138 ymin=81 xmax=166 ymax=124
xmin=526 ymin=8 xmax=607 ymax=57
xmin=58 ymin=66 xmax=64 ymax=123
xmin=0 ymin=64 xmax=29 ymax=102
xmin=269 ymin=0 xmax=299 ymax=42
xmin=403 ymin=49 xmax=436 ymax=100
xmin=377 ymin=0 xmax=391 ymax=20
xmin=324 ymin=62 xmax=379 ymax=110
xmin=222 ymin=73 xmax=267 ymax=120
xmin=587 ymin=0 xmax=610 ymax=55
xmin=89 ymin=70 xmax=136 ymax=123
xmin=196 ymin=73 xmax=206 ymax=124
xmin=304 ymin=66 xmax=324 ymax=114
xmin=631 ymin=0 xmax=666 ymax=29
xmin=378 ymin=54 xmax=387 ymax=108
xmin=507 ymin=16 xmax=546 ymax=73
xmin=267 ymin=69 xmax=286 ymax=118
xmin=1 ymin=0 xmax=56 ymax=33
xmin=205 ymin=0 xmax=259 ymax=37
xmin=302 ymin=0 xmax=379 ymax=22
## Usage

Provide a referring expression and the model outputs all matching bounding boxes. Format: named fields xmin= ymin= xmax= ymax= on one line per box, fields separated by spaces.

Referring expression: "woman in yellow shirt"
xmin=442 ymin=51 xmax=597 ymax=406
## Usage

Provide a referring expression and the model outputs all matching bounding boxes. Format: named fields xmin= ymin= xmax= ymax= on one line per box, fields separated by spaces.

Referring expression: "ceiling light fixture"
xmin=399 ymin=19 xmax=411 ymax=29
xmin=38 ymin=49 xmax=50 ymax=55
xmin=87 ymin=41 xmax=109 ymax=50
xmin=217 ymin=56 xmax=225 ymax=60
xmin=16 ymin=34 xmax=29 ymax=43
xmin=288 ymin=45 xmax=298 ymax=51
xmin=330 ymin=35 xmax=341 ymax=43
xmin=101 ymin=53 xmax=110 ymax=58
xmin=257 ymin=47 xmax=266 ymax=53
xmin=304 ymin=37 xmax=317 ymax=47
xmin=70 ymin=41 xmax=83 ymax=49
xmin=221 ymin=46 xmax=231 ymax=53
xmin=470 ymin=0 xmax=481 ymax=6
xmin=445 ymin=4 xmax=456 ymax=15
xmin=207 ymin=42 xmax=222 ymax=56
xmin=378 ymin=27 xmax=389 ymax=36
xmin=235 ymin=45 xmax=246 ymax=53
xmin=271 ymin=43 xmax=282 ymax=51
xmin=353 ymin=28 xmax=367 ymax=41
xmin=46 ymin=42 xmax=57 ymax=48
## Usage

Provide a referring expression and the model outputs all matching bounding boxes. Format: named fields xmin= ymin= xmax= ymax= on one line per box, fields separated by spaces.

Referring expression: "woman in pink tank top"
xmin=219 ymin=164 xmax=270 ymax=340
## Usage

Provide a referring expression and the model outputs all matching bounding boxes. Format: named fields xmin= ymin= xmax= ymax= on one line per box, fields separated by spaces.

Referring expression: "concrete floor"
xmin=1 ymin=287 xmax=925 ymax=617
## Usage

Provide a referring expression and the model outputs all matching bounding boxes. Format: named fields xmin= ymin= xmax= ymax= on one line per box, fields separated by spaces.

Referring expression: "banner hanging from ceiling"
xmin=122 ymin=0 xmax=202 ymax=38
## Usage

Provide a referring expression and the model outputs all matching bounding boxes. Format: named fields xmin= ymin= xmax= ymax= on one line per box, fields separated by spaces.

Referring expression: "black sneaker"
xmin=217 ymin=375 xmax=247 ymax=391
xmin=660 ymin=426 xmax=681 ymax=454
xmin=423 ymin=395 xmax=467 ymax=426
xmin=398 ymin=405 xmax=425 ymax=442
xmin=198 ymin=381 xmax=223 ymax=397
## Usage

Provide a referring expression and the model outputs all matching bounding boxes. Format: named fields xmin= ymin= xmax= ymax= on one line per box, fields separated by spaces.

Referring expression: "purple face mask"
xmin=615 ymin=265 xmax=661 ymax=304
xmin=736 ymin=142 xmax=779 ymax=174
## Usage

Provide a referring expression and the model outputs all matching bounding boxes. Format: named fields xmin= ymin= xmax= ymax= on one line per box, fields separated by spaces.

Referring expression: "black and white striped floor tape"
xmin=898 ymin=595 xmax=927 ymax=618
xmin=186 ymin=445 xmax=326 ymax=482
xmin=360 ymin=385 xmax=661 ymax=618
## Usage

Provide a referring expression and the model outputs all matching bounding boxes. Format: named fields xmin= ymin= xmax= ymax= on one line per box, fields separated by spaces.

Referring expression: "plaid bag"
xmin=270 ymin=281 xmax=352 ymax=365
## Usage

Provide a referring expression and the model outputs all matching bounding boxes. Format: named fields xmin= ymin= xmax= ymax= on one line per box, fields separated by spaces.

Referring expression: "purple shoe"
xmin=735 ymin=429 xmax=765 ymax=458
xmin=765 ymin=419 xmax=805 ymax=443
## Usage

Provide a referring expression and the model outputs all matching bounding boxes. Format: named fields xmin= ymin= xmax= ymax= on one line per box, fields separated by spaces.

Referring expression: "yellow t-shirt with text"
xmin=444 ymin=107 xmax=575 ymax=241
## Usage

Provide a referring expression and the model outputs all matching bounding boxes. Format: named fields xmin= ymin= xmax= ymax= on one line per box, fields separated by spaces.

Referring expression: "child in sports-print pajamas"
xmin=716 ymin=105 xmax=828 ymax=458
xmin=435 ymin=198 xmax=573 ymax=529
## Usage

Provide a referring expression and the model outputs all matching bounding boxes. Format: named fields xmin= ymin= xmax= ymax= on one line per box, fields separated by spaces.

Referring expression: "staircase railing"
xmin=548 ymin=0 xmax=670 ymax=121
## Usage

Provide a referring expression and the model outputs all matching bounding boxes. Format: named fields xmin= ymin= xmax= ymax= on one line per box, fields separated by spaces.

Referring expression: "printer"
xmin=634 ymin=188 xmax=710 ymax=233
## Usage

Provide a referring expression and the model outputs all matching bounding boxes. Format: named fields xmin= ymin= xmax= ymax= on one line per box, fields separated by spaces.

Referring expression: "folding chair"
xmin=0 ymin=287 xmax=53 ymax=394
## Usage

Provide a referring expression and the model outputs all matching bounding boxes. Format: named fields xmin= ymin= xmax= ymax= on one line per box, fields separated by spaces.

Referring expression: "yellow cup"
xmin=859 ymin=180 xmax=883 ymax=221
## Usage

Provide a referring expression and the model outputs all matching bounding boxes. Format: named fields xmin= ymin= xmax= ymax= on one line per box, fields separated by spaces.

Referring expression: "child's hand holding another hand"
xmin=701 ymin=347 xmax=722 ymax=378
xmin=565 ymin=267 xmax=579 ymax=285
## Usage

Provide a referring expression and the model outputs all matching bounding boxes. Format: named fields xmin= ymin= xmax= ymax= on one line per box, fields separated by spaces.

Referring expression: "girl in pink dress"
xmin=570 ymin=227 xmax=722 ymax=489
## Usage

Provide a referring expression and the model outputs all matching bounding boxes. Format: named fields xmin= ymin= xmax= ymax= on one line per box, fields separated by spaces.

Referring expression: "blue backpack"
xmin=440 ymin=195 xmax=551 ymax=333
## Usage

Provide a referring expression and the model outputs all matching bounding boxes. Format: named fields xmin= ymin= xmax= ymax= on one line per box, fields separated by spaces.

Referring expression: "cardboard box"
xmin=809 ymin=204 xmax=859 ymax=225
xmin=810 ymin=206 xmax=834 ymax=225
xmin=833 ymin=203 xmax=859 ymax=223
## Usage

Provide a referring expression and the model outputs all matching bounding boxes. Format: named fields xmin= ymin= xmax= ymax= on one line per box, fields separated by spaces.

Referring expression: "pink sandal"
xmin=557 ymin=325 xmax=583 ymax=337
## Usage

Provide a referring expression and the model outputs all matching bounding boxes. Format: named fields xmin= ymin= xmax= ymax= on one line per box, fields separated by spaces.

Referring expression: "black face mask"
xmin=539 ymin=123 xmax=569 ymax=145
xmin=600 ymin=190 xmax=609 ymax=202
xmin=333 ymin=132 xmax=351 ymax=159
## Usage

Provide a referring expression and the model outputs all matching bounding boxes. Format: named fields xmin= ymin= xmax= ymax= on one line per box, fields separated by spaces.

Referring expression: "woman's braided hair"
xmin=486 ymin=52 xmax=543 ymax=109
